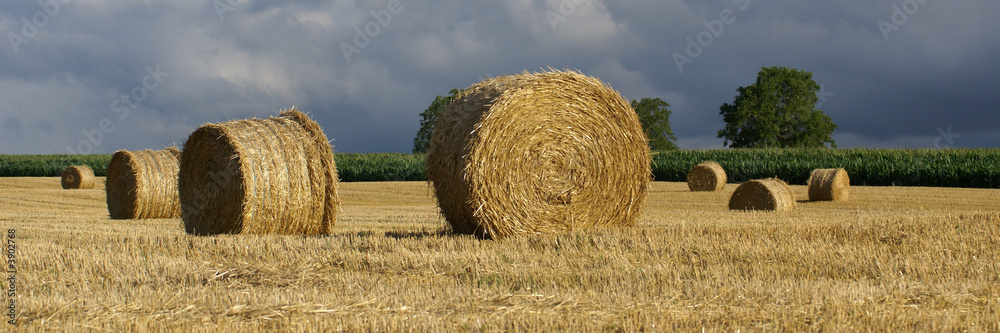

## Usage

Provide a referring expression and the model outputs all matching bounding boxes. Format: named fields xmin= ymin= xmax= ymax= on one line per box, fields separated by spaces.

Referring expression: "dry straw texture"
xmin=808 ymin=168 xmax=850 ymax=201
xmin=105 ymin=148 xmax=182 ymax=219
xmin=687 ymin=161 xmax=726 ymax=192
xmin=728 ymin=178 xmax=796 ymax=211
xmin=61 ymin=165 xmax=95 ymax=189
xmin=179 ymin=108 xmax=339 ymax=236
xmin=427 ymin=69 xmax=651 ymax=239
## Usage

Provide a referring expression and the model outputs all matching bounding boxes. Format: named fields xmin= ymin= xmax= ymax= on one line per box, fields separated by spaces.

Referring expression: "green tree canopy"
xmin=717 ymin=66 xmax=838 ymax=148
xmin=413 ymin=89 xmax=462 ymax=153
xmin=631 ymin=98 xmax=678 ymax=151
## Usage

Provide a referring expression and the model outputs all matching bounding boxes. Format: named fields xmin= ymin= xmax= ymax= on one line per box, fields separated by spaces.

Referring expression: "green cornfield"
xmin=0 ymin=153 xmax=427 ymax=183
xmin=335 ymin=153 xmax=426 ymax=182
xmin=652 ymin=148 xmax=1000 ymax=188
xmin=0 ymin=154 xmax=111 ymax=177
xmin=2 ymin=149 xmax=997 ymax=187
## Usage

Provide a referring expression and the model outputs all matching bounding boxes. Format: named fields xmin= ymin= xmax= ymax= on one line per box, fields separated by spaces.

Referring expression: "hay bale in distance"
xmin=728 ymin=178 xmax=796 ymax=211
xmin=687 ymin=161 xmax=726 ymax=192
xmin=106 ymin=148 xmax=182 ymax=219
xmin=808 ymin=168 xmax=850 ymax=201
xmin=179 ymin=108 xmax=339 ymax=236
xmin=61 ymin=165 xmax=95 ymax=189
xmin=427 ymin=70 xmax=651 ymax=239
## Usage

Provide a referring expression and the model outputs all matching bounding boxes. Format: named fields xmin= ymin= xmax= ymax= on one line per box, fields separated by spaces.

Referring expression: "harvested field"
xmin=1 ymin=177 xmax=999 ymax=331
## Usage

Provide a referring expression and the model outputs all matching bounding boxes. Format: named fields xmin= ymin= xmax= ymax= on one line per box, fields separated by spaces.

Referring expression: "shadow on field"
xmin=383 ymin=229 xmax=453 ymax=240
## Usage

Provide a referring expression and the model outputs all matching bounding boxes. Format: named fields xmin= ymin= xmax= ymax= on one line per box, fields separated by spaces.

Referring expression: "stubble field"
xmin=1 ymin=177 xmax=998 ymax=331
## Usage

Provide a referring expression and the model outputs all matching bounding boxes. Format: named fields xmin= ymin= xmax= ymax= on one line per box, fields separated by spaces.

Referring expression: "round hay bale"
xmin=728 ymin=178 xmax=796 ymax=211
xmin=808 ymin=168 xmax=850 ymax=201
xmin=427 ymin=70 xmax=651 ymax=239
xmin=687 ymin=161 xmax=726 ymax=192
xmin=61 ymin=165 xmax=95 ymax=189
xmin=178 ymin=108 xmax=339 ymax=236
xmin=106 ymin=148 xmax=182 ymax=219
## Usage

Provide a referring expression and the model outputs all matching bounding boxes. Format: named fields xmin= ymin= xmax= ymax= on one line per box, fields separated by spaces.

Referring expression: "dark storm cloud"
xmin=1 ymin=0 xmax=997 ymax=154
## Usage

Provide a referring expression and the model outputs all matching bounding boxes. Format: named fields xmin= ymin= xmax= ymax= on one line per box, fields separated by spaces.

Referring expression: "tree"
xmin=717 ymin=66 xmax=838 ymax=148
xmin=631 ymin=98 xmax=678 ymax=151
xmin=413 ymin=89 xmax=462 ymax=153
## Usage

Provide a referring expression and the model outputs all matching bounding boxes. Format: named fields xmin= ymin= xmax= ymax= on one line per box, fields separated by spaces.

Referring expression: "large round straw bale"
xmin=728 ymin=178 xmax=796 ymax=211
xmin=808 ymin=168 xmax=850 ymax=201
xmin=106 ymin=148 xmax=182 ymax=219
xmin=61 ymin=165 xmax=95 ymax=189
xmin=687 ymin=161 xmax=726 ymax=192
xmin=427 ymin=70 xmax=651 ymax=239
xmin=179 ymin=108 xmax=339 ymax=236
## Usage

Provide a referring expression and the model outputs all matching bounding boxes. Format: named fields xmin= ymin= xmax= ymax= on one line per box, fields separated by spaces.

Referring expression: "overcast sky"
xmin=1 ymin=0 xmax=998 ymax=154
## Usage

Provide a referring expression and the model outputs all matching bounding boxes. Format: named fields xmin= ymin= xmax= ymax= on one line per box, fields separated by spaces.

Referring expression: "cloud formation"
xmin=1 ymin=0 xmax=998 ymax=154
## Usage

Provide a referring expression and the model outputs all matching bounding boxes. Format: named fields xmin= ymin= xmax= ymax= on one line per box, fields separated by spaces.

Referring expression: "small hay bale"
xmin=106 ymin=148 xmax=182 ymax=219
xmin=687 ymin=161 xmax=726 ymax=192
xmin=427 ymin=69 xmax=651 ymax=239
xmin=728 ymin=178 xmax=796 ymax=211
xmin=61 ymin=165 xmax=95 ymax=189
xmin=178 ymin=108 xmax=339 ymax=236
xmin=808 ymin=168 xmax=850 ymax=201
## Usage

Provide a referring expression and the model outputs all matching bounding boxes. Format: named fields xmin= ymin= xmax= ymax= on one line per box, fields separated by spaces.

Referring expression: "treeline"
xmin=3 ymin=149 xmax=998 ymax=188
